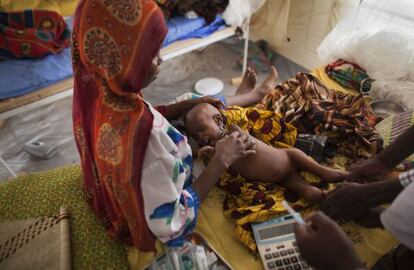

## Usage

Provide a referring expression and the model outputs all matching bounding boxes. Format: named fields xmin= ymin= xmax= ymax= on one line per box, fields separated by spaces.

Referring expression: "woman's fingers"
xmin=242 ymin=149 xmax=256 ymax=157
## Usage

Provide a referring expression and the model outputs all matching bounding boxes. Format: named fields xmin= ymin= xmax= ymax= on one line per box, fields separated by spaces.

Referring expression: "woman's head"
xmin=142 ymin=55 xmax=163 ymax=88
xmin=74 ymin=0 xmax=167 ymax=94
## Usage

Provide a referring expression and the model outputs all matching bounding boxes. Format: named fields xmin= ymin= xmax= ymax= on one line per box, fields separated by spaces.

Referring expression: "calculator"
xmin=252 ymin=214 xmax=312 ymax=270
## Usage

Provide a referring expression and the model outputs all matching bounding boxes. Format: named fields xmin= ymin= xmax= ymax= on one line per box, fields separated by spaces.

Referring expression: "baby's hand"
xmin=196 ymin=146 xmax=215 ymax=160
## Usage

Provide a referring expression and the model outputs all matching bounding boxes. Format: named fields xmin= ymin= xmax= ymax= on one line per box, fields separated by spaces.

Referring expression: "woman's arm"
xmin=156 ymin=96 xmax=224 ymax=120
xmin=225 ymin=91 xmax=263 ymax=107
xmin=375 ymin=125 xmax=414 ymax=168
xmin=321 ymin=178 xmax=403 ymax=221
xmin=347 ymin=126 xmax=414 ymax=181
xmin=142 ymin=125 xmax=255 ymax=246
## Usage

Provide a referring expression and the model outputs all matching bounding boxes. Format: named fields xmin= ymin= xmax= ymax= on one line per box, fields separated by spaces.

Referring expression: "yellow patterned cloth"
xmin=0 ymin=0 xmax=79 ymax=17
xmin=224 ymin=105 xmax=297 ymax=148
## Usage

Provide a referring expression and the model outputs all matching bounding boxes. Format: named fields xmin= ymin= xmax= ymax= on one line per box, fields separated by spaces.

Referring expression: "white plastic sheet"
xmin=318 ymin=0 xmax=414 ymax=109
xmin=222 ymin=0 xmax=265 ymax=27
xmin=318 ymin=0 xmax=414 ymax=80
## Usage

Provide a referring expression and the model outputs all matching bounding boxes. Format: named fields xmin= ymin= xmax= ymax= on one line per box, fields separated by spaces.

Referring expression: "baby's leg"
xmin=285 ymin=148 xmax=348 ymax=182
xmin=282 ymin=170 xmax=325 ymax=204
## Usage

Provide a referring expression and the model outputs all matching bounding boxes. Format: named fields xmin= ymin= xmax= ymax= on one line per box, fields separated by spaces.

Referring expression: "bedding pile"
xmin=0 ymin=10 xmax=70 ymax=59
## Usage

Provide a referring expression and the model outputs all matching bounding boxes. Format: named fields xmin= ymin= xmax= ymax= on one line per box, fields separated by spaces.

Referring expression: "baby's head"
xmin=184 ymin=103 xmax=226 ymax=146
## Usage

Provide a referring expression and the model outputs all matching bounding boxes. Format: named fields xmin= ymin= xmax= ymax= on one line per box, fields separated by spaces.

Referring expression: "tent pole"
xmin=242 ymin=19 xmax=250 ymax=76
xmin=0 ymin=155 xmax=16 ymax=178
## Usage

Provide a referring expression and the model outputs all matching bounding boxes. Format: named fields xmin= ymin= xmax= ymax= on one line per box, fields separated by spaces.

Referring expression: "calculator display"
xmin=258 ymin=222 xmax=295 ymax=240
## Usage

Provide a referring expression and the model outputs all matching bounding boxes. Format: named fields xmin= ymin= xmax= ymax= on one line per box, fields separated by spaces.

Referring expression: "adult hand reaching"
xmin=320 ymin=182 xmax=371 ymax=221
xmin=191 ymin=124 xmax=256 ymax=201
xmin=214 ymin=124 xmax=256 ymax=168
xmin=160 ymin=96 xmax=225 ymax=120
xmin=294 ymin=212 xmax=365 ymax=270
xmin=193 ymin=96 xmax=225 ymax=110
xmin=321 ymin=178 xmax=403 ymax=222
xmin=345 ymin=158 xmax=392 ymax=183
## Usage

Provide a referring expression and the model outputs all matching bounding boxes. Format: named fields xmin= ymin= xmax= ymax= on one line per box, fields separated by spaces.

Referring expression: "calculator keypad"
xmin=261 ymin=242 xmax=311 ymax=270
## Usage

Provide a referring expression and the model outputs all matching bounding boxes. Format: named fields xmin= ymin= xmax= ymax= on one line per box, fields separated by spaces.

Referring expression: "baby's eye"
xmin=198 ymin=125 xmax=206 ymax=132
xmin=201 ymin=137 xmax=210 ymax=146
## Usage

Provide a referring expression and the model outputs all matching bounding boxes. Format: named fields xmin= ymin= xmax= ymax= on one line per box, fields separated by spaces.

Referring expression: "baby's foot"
xmin=302 ymin=186 xmax=326 ymax=204
xmin=324 ymin=170 xmax=350 ymax=183
xmin=254 ymin=66 xmax=278 ymax=98
xmin=235 ymin=67 xmax=257 ymax=95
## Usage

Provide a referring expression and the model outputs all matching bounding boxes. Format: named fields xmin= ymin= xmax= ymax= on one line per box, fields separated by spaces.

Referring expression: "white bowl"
xmin=194 ymin=77 xmax=224 ymax=96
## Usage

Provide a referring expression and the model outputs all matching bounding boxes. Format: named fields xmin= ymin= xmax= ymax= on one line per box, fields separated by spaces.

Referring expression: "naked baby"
xmin=184 ymin=103 xmax=349 ymax=204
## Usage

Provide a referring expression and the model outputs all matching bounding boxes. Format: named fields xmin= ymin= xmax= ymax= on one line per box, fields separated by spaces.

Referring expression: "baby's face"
xmin=185 ymin=103 xmax=225 ymax=146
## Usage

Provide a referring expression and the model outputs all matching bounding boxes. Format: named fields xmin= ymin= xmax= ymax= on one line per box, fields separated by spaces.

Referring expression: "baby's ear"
xmin=213 ymin=113 xmax=223 ymax=125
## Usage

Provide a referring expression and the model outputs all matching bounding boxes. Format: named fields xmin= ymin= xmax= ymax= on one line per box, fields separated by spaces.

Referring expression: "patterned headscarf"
xmin=72 ymin=0 xmax=167 ymax=251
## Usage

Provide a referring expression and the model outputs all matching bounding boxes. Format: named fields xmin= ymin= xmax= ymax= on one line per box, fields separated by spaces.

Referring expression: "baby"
xmin=184 ymin=103 xmax=348 ymax=204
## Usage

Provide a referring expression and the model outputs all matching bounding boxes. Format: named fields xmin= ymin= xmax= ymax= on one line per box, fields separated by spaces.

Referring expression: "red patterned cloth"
xmin=0 ymin=10 xmax=70 ymax=59
xmin=72 ymin=0 xmax=167 ymax=251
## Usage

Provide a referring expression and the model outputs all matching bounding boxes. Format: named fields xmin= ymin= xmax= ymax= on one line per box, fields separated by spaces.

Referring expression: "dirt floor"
xmin=0 ymin=38 xmax=306 ymax=180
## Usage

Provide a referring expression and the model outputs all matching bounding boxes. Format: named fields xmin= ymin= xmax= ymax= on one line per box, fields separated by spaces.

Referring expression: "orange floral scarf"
xmin=72 ymin=0 xmax=167 ymax=251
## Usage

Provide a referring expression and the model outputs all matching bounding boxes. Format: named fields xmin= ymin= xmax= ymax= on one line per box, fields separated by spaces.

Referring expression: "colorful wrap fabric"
xmin=325 ymin=59 xmax=374 ymax=95
xmin=223 ymin=105 xmax=297 ymax=148
xmin=72 ymin=0 xmax=168 ymax=251
xmin=257 ymin=72 xmax=382 ymax=159
xmin=0 ymin=10 xmax=70 ymax=59
xmin=218 ymin=106 xmax=320 ymax=251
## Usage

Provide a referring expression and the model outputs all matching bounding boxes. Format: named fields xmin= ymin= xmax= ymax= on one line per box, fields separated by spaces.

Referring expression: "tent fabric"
xmin=250 ymin=0 xmax=359 ymax=70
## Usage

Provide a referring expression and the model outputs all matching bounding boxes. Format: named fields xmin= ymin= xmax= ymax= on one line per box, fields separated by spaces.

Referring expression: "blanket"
xmin=0 ymin=10 xmax=70 ymax=59
xmin=257 ymin=72 xmax=382 ymax=159
xmin=215 ymin=73 xmax=383 ymax=252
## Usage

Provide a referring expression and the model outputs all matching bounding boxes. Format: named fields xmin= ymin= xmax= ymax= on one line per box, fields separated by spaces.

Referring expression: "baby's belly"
xmin=230 ymin=137 xmax=291 ymax=182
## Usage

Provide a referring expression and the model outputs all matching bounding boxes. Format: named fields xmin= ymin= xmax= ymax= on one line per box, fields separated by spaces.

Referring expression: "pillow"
xmin=376 ymin=111 xmax=414 ymax=168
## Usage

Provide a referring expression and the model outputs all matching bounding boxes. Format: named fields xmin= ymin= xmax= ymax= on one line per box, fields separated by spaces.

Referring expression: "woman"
xmin=72 ymin=0 xmax=269 ymax=251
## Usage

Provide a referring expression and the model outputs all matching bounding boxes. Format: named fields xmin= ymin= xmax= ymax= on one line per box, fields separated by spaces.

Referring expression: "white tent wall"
xmin=250 ymin=0 xmax=359 ymax=70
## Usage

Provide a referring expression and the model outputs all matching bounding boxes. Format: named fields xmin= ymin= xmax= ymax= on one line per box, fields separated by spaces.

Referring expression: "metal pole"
xmin=242 ymin=18 xmax=250 ymax=75
xmin=0 ymin=155 xmax=17 ymax=178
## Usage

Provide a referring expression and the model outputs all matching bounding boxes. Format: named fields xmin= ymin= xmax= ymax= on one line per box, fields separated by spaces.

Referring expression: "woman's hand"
xmin=294 ymin=212 xmax=365 ymax=270
xmin=196 ymin=146 xmax=215 ymax=160
xmin=345 ymin=158 xmax=392 ymax=182
xmin=194 ymin=96 xmax=225 ymax=110
xmin=320 ymin=182 xmax=372 ymax=221
xmin=213 ymin=125 xmax=256 ymax=168
xmin=160 ymin=96 xmax=224 ymax=120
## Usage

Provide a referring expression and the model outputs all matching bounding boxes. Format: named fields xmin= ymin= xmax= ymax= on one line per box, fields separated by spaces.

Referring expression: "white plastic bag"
xmin=370 ymin=80 xmax=414 ymax=111
xmin=318 ymin=0 xmax=414 ymax=81
xmin=222 ymin=0 xmax=265 ymax=27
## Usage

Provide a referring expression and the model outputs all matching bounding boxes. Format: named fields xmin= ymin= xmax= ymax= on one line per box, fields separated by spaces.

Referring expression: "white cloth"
xmin=381 ymin=180 xmax=414 ymax=250
xmin=222 ymin=0 xmax=265 ymax=27
xmin=140 ymin=103 xmax=199 ymax=246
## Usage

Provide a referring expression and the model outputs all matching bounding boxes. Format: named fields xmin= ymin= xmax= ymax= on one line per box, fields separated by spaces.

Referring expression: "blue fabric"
xmin=162 ymin=15 xmax=225 ymax=47
xmin=0 ymin=17 xmax=74 ymax=100
xmin=166 ymin=186 xmax=200 ymax=247
xmin=0 ymin=16 xmax=225 ymax=100
xmin=212 ymin=94 xmax=227 ymax=106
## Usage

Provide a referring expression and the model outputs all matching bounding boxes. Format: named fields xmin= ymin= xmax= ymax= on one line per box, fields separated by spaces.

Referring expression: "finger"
xmin=242 ymin=149 xmax=256 ymax=157
xmin=308 ymin=211 xmax=335 ymax=231
xmin=294 ymin=222 xmax=311 ymax=246
xmin=230 ymin=124 xmax=243 ymax=133
xmin=245 ymin=139 xmax=256 ymax=150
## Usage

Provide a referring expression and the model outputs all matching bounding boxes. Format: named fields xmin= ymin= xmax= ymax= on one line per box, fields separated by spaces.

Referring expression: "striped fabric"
xmin=376 ymin=111 xmax=414 ymax=170
xmin=257 ymin=72 xmax=383 ymax=159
